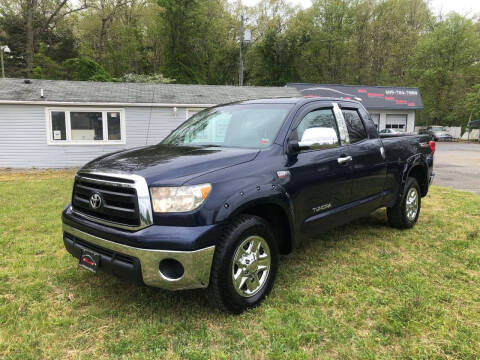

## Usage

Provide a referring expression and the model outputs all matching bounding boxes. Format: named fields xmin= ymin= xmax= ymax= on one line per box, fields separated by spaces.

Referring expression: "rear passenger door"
xmin=341 ymin=105 xmax=387 ymax=204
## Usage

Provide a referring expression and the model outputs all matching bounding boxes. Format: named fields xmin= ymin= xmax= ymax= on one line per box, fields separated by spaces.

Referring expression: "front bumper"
xmin=63 ymin=223 xmax=215 ymax=290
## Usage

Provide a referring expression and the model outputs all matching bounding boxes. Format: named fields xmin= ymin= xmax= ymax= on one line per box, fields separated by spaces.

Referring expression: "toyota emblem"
xmin=89 ymin=192 xmax=102 ymax=209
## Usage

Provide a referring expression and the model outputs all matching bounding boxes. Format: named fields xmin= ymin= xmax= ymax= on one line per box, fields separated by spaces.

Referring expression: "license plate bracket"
xmin=79 ymin=250 xmax=100 ymax=273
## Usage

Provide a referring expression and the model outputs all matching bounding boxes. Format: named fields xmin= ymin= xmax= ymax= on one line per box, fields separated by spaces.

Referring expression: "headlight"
xmin=150 ymin=184 xmax=211 ymax=213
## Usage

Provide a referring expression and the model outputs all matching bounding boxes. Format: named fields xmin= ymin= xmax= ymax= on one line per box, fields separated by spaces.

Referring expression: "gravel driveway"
xmin=433 ymin=142 xmax=480 ymax=194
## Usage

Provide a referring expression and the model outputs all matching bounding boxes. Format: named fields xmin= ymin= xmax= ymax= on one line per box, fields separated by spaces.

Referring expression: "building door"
xmin=386 ymin=114 xmax=408 ymax=132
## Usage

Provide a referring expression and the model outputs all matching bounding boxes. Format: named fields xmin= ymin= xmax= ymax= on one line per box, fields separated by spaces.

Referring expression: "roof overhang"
xmin=0 ymin=100 xmax=217 ymax=107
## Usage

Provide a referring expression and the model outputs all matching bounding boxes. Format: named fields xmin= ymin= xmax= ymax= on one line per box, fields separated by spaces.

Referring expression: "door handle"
xmin=337 ymin=156 xmax=353 ymax=165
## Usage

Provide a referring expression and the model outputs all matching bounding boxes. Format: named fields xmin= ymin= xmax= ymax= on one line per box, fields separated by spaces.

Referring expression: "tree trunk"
xmin=25 ymin=0 xmax=37 ymax=75
xmin=98 ymin=18 xmax=108 ymax=62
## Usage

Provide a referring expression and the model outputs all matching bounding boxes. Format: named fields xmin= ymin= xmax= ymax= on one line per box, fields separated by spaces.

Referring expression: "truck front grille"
xmin=72 ymin=174 xmax=141 ymax=228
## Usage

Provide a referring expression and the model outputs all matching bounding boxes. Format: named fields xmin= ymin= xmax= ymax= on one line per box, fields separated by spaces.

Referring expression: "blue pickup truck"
xmin=62 ymin=97 xmax=435 ymax=313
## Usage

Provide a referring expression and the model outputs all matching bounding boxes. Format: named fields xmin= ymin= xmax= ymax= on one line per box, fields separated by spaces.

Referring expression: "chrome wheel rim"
xmin=231 ymin=235 xmax=271 ymax=297
xmin=405 ymin=187 xmax=419 ymax=221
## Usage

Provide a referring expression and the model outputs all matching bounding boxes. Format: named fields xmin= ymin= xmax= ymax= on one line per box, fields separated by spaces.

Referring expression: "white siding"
xmin=0 ymin=105 xmax=189 ymax=168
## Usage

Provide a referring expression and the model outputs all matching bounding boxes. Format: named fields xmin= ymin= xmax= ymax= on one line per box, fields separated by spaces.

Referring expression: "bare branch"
xmin=42 ymin=0 xmax=89 ymax=32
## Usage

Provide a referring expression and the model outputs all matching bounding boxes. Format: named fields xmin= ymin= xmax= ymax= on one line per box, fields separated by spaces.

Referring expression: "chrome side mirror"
xmin=298 ymin=127 xmax=338 ymax=149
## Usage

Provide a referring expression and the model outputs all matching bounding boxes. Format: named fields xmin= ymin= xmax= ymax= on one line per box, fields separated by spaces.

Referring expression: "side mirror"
xmin=298 ymin=127 xmax=338 ymax=149
xmin=286 ymin=140 xmax=300 ymax=154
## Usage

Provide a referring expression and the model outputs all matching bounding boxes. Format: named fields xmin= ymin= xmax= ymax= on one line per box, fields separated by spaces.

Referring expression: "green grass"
xmin=1 ymin=171 xmax=480 ymax=359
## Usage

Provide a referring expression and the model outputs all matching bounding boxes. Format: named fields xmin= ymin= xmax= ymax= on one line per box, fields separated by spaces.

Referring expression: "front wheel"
xmin=206 ymin=215 xmax=278 ymax=313
xmin=387 ymin=177 xmax=421 ymax=229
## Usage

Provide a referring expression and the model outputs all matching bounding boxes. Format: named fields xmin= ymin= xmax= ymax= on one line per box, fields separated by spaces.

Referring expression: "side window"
xmin=296 ymin=108 xmax=340 ymax=150
xmin=342 ymin=109 xmax=367 ymax=144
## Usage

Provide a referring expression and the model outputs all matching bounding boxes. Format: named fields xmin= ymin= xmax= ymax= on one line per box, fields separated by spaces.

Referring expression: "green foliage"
xmin=114 ymin=73 xmax=175 ymax=83
xmin=156 ymin=0 xmax=238 ymax=84
xmin=62 ymin=57 xmax=112 ymax=82
xmin=409 ymin=13 xmax=480 ymax=126
xmin=464 ymin=84 xmax=480 ymax=123
xmin=32 ymin=43 xmax=64 ymax=80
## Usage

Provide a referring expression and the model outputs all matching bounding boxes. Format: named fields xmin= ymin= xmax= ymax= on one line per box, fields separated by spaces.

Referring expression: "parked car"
xmin=379 ymin=128 xmax=404 ymax=136
xmin=419 ymin=126 xmax=453 ymax=141
xmin=62 ymin=97 xmax=435 ymax=313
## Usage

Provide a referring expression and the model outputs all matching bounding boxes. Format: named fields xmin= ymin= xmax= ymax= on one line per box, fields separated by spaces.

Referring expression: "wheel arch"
xmin=224 ymin=197 xmax=296 ymax=255
xmin=403 ymin=156 xmax=429 ymax=197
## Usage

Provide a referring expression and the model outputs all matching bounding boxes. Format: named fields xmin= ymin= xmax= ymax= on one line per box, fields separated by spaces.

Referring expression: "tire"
xmin=387 ymin=177 xmax=421 ymax=229
xmin=206 ymin=214 xmax=279 ymax=313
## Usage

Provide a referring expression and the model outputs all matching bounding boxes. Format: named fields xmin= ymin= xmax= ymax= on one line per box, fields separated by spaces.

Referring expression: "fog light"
xmin=159 ymin=258 xmax=184 ymax=280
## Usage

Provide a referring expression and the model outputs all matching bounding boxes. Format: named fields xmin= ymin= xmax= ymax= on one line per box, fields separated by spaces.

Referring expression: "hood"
xmin=81 ymin=144 xmax=260 ymax=185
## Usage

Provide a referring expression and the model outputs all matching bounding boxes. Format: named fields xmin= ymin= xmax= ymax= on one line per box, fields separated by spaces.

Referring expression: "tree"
xmin=32 ymin=42 xmax=64 ymax=79
xmin=63 ymin=57 xmax=112 ymax=81
xmin=156 ymin=0 xmax=238 ymax=84
xmin=114 ymin=72 xmax=174 ymax=83
xmin=409 ymin=13 xmax=480 ymax=126
xmin=246 ymin=0 xmax=304 ymax=85
xmin=23 ymin=0 xmax=88 ymax=73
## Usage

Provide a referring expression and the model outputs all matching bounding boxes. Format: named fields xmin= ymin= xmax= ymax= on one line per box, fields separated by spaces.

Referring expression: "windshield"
xmin=162 ymin=103 xmax=293 ymax=149
xmin=431 ymin=126 xmax=446 ymax=131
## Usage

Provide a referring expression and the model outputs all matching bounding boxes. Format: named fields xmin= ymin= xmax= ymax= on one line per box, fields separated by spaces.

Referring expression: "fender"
xmin=215 ymin=183 xmax=297 ymax=248
xmin=399 ymin=153 xmax=428 ymax=199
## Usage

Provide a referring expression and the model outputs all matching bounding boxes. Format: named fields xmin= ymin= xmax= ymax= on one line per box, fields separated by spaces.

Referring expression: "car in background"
xmin=379 ymin=128 xmax=404 ymax=136
xmin=419 ymin=126 xmax=453 ymax=141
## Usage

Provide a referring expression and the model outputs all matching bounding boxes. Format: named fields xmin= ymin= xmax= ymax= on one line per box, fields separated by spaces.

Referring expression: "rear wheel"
xmin=387 ymin=177 xmax=421 ymax=229
xmin=206 ymin=215 xmax=278 ymax=313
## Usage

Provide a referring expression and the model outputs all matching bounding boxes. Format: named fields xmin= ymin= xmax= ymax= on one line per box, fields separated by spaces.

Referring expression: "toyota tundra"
xmin=62 ymin=97 xmax=435 ymax=313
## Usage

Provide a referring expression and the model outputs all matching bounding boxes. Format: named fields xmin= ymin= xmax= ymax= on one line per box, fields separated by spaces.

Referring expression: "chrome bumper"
xmin=62 ymin=223 xmax=215 ymax=290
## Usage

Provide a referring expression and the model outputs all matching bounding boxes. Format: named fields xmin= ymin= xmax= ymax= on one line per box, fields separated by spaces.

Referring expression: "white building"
xmin=0 ymin=79 xmax=300 ymax=168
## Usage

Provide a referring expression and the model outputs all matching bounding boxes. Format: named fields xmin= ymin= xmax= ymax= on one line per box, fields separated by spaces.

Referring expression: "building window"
xmin=386 ymin=114 xmax=407 ymax=132
xmin=47 ymin=108 xmax=125 ymax=145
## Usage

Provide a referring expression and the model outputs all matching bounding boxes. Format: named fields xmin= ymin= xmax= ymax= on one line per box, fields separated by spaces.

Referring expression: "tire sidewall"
xmin=220 ymin=219 xmax=278 ymax=312
xmin=401 ymin=178 xmax=421 ymax=228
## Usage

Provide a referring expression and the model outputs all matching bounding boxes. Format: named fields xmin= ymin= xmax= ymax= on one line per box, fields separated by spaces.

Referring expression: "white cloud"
xmin=429 ymin=0 xmax=480 ymax=17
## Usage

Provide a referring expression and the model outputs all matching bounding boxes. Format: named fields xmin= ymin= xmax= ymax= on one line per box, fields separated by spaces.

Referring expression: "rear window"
xmin=342 ymin=109 xmax=367 ymax=144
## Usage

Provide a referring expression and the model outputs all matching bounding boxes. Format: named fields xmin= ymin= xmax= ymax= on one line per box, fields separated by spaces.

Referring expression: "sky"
xmin=240 ymin=0 xmax=480 ymax=16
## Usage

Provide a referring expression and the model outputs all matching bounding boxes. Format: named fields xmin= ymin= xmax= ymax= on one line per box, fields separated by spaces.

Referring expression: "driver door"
xmin=284 ymin=103 xmax=353 ymax=235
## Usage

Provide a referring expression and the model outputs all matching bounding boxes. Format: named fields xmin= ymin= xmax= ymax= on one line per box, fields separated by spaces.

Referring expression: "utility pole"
xmin=239 ymin=15 xmax=244 ymax=86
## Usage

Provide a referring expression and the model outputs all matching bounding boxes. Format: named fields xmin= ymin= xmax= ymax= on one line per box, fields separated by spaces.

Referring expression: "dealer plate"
xmin=79 ymin=250 xmax=100 ymax=273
